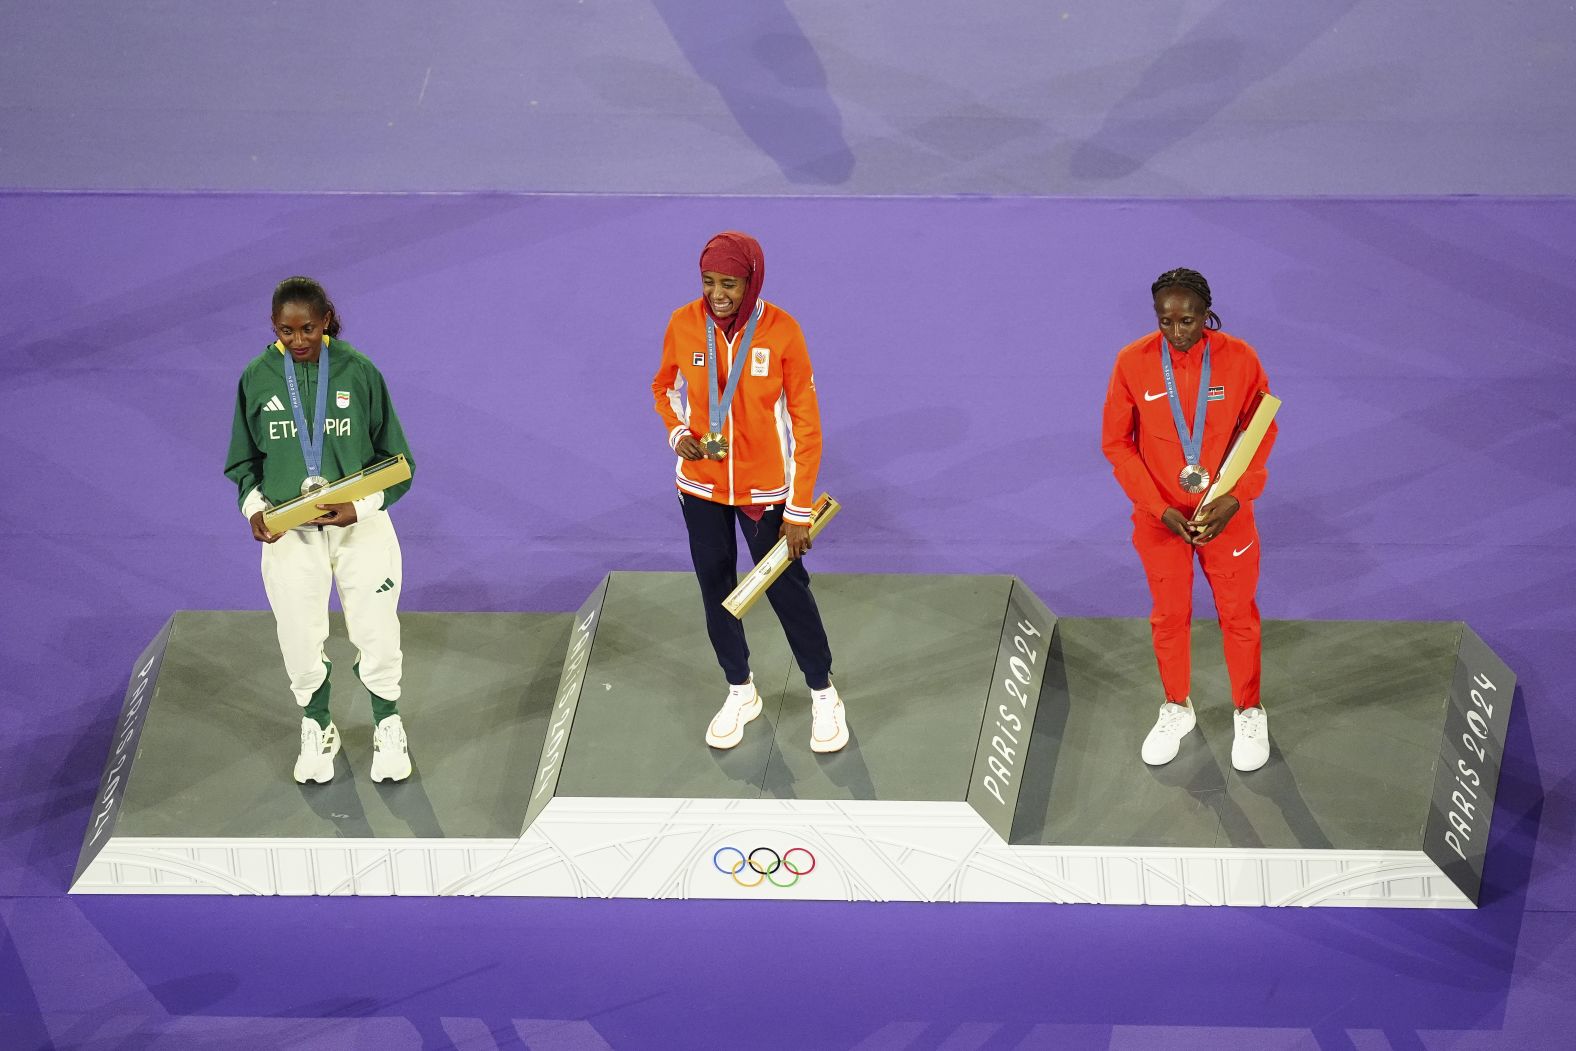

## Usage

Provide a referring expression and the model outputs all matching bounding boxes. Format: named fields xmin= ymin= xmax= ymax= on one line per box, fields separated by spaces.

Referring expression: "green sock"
xmin=303 ymin=661 xmax=332 ymax=729
xmin=354 ymin=661 xmax=399 ymax=724
xmin=370 ymin=692 xmax=398 ymax=724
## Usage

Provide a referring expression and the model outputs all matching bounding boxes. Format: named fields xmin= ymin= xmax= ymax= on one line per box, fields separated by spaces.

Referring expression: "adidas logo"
xmin=375 ymin=577 xmax=396 ymax=594
xmin=263 ymin=395 xmax=286 ymax=412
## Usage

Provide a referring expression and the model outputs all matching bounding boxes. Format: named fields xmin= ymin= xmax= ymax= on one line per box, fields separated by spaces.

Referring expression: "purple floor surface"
xmin=3 ymin=2 xmax=1575 ymax=195
xmin=1 ymin=191 xmax=1574 ymax=1046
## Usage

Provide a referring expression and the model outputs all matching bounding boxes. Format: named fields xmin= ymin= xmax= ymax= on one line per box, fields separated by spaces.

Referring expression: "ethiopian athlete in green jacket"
xmin=223 ymin=276 xmax=417 ymax=785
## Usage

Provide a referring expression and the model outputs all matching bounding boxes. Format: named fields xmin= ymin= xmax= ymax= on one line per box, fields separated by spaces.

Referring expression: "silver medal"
xmin=300 ymin=475 xmax=330 ymax=495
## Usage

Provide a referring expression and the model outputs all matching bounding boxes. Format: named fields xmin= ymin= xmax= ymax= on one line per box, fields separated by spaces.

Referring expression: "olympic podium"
xmin=72 ymin=573 xmax=1514 ymax=907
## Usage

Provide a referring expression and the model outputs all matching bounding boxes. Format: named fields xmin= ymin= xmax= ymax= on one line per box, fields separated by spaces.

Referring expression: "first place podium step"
xmin=73 ymin=573 xmax=1514 ymax=906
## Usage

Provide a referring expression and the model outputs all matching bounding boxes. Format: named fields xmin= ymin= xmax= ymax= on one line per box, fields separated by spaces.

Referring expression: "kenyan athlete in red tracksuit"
xmin=1102 ymin=269 xmax=1277 ymax=770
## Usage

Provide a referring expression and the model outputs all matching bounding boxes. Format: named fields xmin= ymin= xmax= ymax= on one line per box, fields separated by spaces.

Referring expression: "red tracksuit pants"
xmin=1132 ymin=503 xmax=1262 ymax=708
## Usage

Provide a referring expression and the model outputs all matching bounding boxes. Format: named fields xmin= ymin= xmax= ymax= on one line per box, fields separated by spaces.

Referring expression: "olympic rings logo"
xmin=712 ymin=846 xmax=816 ymax=888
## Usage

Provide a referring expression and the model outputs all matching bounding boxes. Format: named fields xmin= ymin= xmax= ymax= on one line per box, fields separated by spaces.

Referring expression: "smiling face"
xmin=272 ymin=300 xmax=331 ymax=363
xmin=1153 ymin=287 xmax=1208 ymax=353
xmin=702 ymin=270 xmax=746 ymax=319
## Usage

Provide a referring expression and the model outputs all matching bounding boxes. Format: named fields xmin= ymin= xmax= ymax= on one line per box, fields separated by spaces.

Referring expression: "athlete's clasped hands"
xmin=1162 ymin=494 xmax=1239 ymax=546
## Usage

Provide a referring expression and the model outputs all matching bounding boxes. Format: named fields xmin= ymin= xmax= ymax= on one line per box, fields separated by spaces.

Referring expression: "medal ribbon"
xmin=280 ymin=338 xmax=331 ymax=482
xmin=1159 ymin=334 xmax=1210 ymax=469
xmin=705 ymin=305 xmax=762 ymax=436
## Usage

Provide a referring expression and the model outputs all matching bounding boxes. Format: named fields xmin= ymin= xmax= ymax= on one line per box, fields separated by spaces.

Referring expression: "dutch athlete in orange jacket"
xmin=652 ymin=289 xmax=822 ymax=527
xmin=1102 ymin=268 xmax=1278 ymax=773
xmin=651 ymin=232 xmax=848 ymax=755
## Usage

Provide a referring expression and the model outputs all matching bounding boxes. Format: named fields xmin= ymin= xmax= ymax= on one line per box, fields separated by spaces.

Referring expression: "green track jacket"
xmin=224 ymin=338 xmax=415 ymax=513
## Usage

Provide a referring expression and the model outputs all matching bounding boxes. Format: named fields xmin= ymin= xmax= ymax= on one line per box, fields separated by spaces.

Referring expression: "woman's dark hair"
xmin=272 ymin=276 xmax=342 ymax=338
xmin=1151 ymin=268 xmax=1221 ymax=330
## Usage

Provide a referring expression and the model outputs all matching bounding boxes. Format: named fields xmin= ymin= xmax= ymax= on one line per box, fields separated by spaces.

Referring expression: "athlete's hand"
xmin=312 ymin=502 xmax=358 ymax=527
xmin=1161 ymin=508 xmax=1198 ymax=546
xmin=675 ymin=434 xmax=705 ymax=461
xmin=781 ymin=521 xmax=812 ymax=560
xmin=249 ymin=511 xmax=282 ymax=544
xmin=1189 ymin=495 xmax=1239 ymax=545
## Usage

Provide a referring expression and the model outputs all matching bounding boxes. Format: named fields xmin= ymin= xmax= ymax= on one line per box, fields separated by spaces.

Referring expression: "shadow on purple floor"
xmin=1070 ymin=1 xmax=1360 ymax=181
xmin=652 ymin=0 xmax=854 ymax=186
xmin=1481 ymin=686 xmax=1543 ymax=911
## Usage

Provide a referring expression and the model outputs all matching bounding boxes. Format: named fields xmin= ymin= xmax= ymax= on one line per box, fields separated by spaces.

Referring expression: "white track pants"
xmin=260 ymin=511 xmax=403 ymax=706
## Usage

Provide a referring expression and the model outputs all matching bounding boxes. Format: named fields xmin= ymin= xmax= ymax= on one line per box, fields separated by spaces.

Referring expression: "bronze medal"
xmin=1179 ymin=464 xmax=1210 ymax=494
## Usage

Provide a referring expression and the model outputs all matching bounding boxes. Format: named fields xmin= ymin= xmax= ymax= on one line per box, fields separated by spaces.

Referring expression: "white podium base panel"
xmin=74 ymin=798 xmax=1470 ymax=908
xmin=72 ymin=576 xmax=1512 ymax=908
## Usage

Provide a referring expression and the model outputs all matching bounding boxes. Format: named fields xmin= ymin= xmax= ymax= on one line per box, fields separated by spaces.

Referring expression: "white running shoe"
xmin=1232 ymin=705 xmax=1271 ymax=772
xmin=294 ymin=717 xmax=340 ymax=784
xmin=705 ymin=680 xmax=762 ymax=749
xmin=1141 ymin=698 xmax=1196 ymax=766
xmin=810 ymin=684 xmax=848 ymax=754
xmin=371 ymin=714 xmax=412 ymax=783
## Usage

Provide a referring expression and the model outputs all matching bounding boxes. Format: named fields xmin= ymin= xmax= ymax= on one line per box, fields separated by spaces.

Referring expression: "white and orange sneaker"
xmin=810 ymin=684 xmax=848 ymax=754
xmin=706 ymin=680 xmax=762 ymax=749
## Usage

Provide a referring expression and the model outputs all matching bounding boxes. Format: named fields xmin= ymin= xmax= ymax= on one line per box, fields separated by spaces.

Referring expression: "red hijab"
xmin=699 ymin=232 xmax=764 ymax=338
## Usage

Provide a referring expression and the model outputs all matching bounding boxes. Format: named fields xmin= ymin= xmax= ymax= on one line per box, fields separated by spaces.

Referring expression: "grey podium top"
xmin=105 ymin=580 xmax=1473 ymax=855
xmin=552 ymin=572 xmax=1014 ymax=803
xmin=114 ymin=611 xmax=571 ymax=840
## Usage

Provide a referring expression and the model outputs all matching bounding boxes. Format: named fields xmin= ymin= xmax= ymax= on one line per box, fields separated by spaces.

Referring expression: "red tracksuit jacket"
xmin=1102 ymin=330 xmax=1276 ymax=519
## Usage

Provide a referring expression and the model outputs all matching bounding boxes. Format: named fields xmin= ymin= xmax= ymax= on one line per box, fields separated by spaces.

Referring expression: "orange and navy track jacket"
xmin=1102 ymin=330 xmax=1277 ymax=522
xmin=651 ymin=299 xmax=822 ymax=526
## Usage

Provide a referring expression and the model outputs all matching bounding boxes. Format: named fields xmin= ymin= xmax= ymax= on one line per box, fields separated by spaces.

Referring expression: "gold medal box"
xmin=262 ymin=455 xmax=413 ymax=532
xmin=723 ymin=494 xmax=841 ymax=617
xmin=1192 ymin=391 xmax=1281 ymax=521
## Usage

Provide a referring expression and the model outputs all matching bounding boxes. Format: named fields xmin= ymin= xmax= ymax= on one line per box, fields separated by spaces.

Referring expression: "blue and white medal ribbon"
xmin=1159 ymin=335 xmax=1212 ymax=493
xmin=281 ymin=337 xmax=332 ymax=494
xmin=700 ymin=306 xmax=761 ymax=460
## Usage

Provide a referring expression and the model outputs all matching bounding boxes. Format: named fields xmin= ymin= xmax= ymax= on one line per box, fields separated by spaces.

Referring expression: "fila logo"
xmin=692 ymin=352 xmax=706 ymax=367
xmin=336 ymin=390 xmax=351 ymax=409
xmin=262 ymin=395 xmax=286 ymax=412
xmin=1207 ymin=385 xmax=1226 ymax=402
xmin=1143 ymin=390 xmax=1167 ymax=402
xmin=750 ymin=346 xmax=769 ymax=377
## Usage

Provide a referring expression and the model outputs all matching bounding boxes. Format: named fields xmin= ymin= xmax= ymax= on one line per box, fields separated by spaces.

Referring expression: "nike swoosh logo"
xmin=1233 ymin=541 xmax=1255 ymax=557
xmin=1143 ymin=390 xmax=1167 ymax=402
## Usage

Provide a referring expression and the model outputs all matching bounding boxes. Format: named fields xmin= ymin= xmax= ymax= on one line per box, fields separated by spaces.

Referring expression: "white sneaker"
xmin=810 ymin=684 xmax=848 ymax=754
xmin=705 ymin=680 xmax=762 ymax=749
xmin=1232 ymin=705 xmax=1271 ymax=772
xmin=1141 ymin=698 xmax=1196 ymax=766
xmin=294 ymin=717 xmax=339 ymax=784
xmin=371 ymin=714 xmax=412 ymax=782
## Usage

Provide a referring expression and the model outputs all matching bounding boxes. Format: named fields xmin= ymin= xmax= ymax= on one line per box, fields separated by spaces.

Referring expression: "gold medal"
xmin=700 ymin=432 xmax=729 ymax=460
